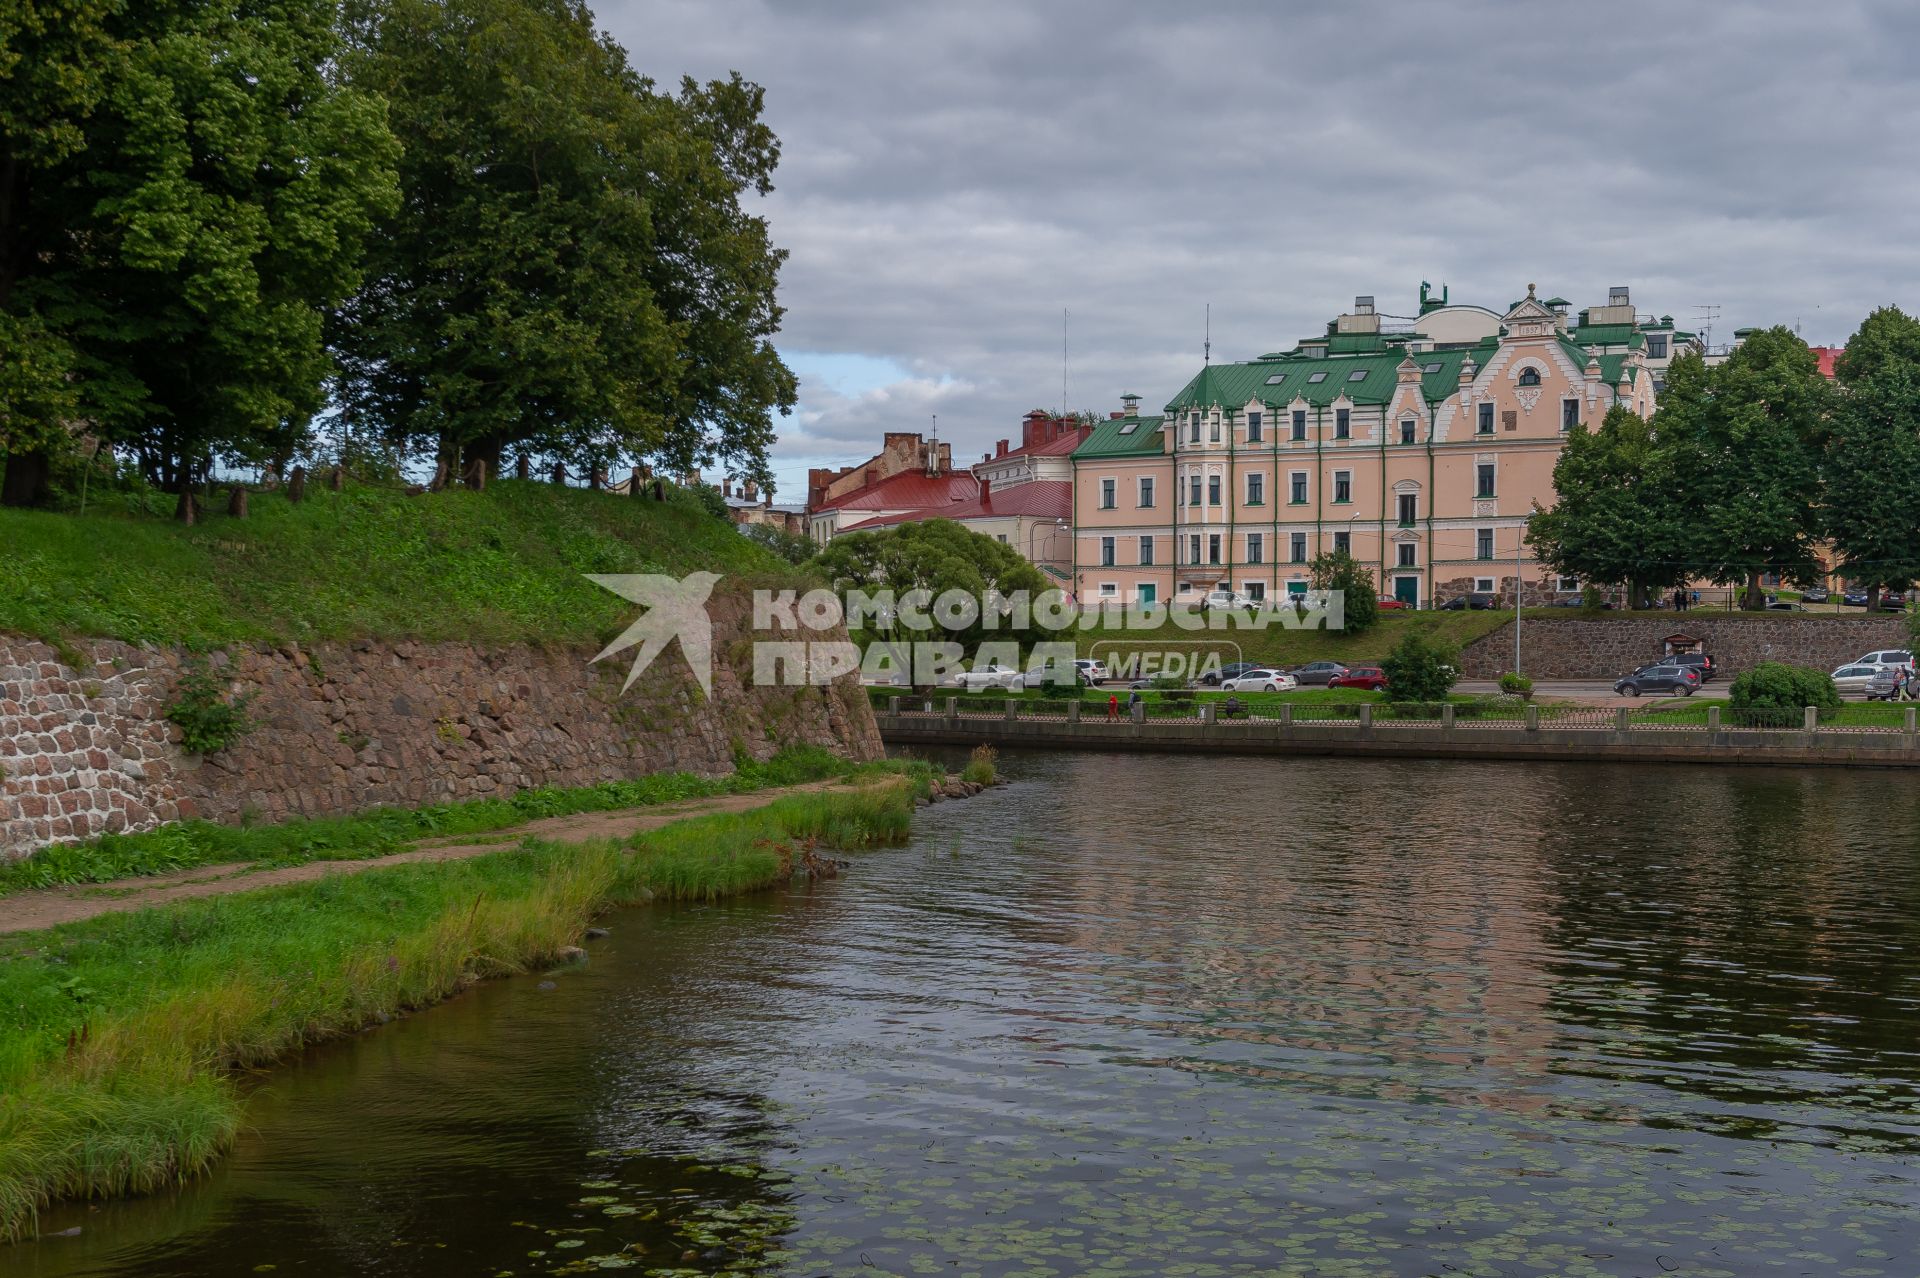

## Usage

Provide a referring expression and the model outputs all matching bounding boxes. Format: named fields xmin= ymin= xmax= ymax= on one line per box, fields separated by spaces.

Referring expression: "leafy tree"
xmin=809 ymin=520 xmax=1050 ymax=681
xmin=334 ymin=0 xmax=796 ymax=485
xmin=1526 ymin=404 xmax=1687 ymax=609
xmin=1379 ymin=629 xmax=1459 ymax=703
xmin=1657 ymin=335 xmax=1830 ymax=608
xmin=742 ymin=521 xmax=814 ymax=564
xmin=1729 ymin=661 xmax=1839 ymax=721
xmin=1826 ymin=307 xmax=1920 ymax=608
xmin=2 ymin=0 xmax=400 ymax=504
xmin=1308 ymin=549 xmax=1378 ymax=635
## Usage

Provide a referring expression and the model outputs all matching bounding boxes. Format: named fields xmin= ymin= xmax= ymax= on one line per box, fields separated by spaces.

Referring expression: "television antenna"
xmin=1692 ymin=303 xmax=1722 ymax=352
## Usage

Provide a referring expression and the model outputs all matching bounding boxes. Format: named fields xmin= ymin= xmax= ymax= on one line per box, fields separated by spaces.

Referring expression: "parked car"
xmin=953 ymin=662 xmax=1024 ymax=692
xmin=1865 ymin=668 xmax=1913 ymax=701
xmin=1852 ymin=649 xmax=1914 ymax=671
xmin=1832 ymin=663 xmax=1883 ymax=694
xmin=1667 ymin=652 xmax=1719 ymax=681
xmin=1220 ymin=669 xmax=1297 ymax=693
xmin=1438 ymin=593 xmax=1499 ymax=610
xmin=1614 ymin=664 xmax=1701 ymax=697
xmin=1375 ymin=594 xmax=1409 ymax=611
xmin=1879 ymin=593 xmax=1909 ymax=612
xmin=1288 ymin=660 xmax=1349 ymax=686
xmin=1803 ymin=587 xmax=1831 ymax=604
xmin=1843 ymin=590 xmax=1871 ymax=607
xmin=1328 ymin=665 xmax=1388 ymax=691
xmin=1024 ymin=661 xmax=1084 ymax=690
xmin=1076 ymin=658 xmax=1108 ymax=683
xmin=1198 ymin=661 xmax=1262 ymax=687
xmin=1765 ymin=600 xmax=1807 ymax=611
xmin=1202 ymin=589 xmax=1259 ymax=611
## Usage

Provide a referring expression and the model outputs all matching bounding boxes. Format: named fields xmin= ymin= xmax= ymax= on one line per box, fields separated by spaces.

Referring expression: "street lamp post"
xmin=1514 ymin=521 xmax=1524 ymax=675
xmin=1029 ymin=516 xmax=1067 ymax=577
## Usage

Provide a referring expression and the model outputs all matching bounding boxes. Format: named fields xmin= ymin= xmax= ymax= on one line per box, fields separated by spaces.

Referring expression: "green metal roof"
xmin=1567 ymin=323 xmax=1635 ymax=346
xmin=1074 ymin=413 xmax=1166 ymax=459
xmin=1160 ymin=342 xmax=1498 ymax=413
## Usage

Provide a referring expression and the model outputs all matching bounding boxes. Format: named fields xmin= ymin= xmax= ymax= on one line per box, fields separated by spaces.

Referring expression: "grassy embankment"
xmin=1073 ymin=608 xmax=1512 ymax=673
xmin=0 ymin=768 xmax=936 ymax=1238
xmin=0 ymin=479 xmax=783 ymax=648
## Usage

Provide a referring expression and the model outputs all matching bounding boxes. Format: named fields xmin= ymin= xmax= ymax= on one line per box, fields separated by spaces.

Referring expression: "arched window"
xmin=1517 ymin=366 xmax=1541 ymax=387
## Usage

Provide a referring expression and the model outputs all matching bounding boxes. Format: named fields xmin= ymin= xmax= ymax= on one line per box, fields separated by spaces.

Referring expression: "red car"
xmin=1375 ymin=594 xmax=1409 ymax=610
xmin=1328 ymin=665 xmax=1388 ymax=691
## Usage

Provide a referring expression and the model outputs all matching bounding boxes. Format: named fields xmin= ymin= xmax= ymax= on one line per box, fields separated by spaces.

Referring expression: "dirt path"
xmin=0 ymin=779 xmax=866 ymax=935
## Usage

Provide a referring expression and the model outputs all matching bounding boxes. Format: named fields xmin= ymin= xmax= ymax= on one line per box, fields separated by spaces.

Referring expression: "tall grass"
xmin=0 ymin=779 xmax=919 ymax=1237
xmin=0 ymin=744 xmax=855 ymax=896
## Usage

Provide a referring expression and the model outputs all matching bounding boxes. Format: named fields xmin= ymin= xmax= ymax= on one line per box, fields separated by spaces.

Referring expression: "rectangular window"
xmin=1099 ymin=582 xmax=1118 ymax=598
xmin=1335 ymin=408 xmax=1350 ymax=439
xmin=1562 ymin=398 xmax=1580 ymax=431
xmin=1188 ymin=534 xmax=1201 ymax=564
xmin=1474 ymin=576 xmax=1497 ymax=594
xmin=1189 ymin=475 xmax=1202 ymax=506
xmin=1139 ymin=536 xmax=1154 ymax=566
xmin=1400 ymin=418 xmax=1416 ymax=445
xmin=1247 ymin=533 xmax=1264 ymax=564
xmin=1189 ymin=413 xmax=1200 ymax=444
xmin=1099 ymin=478 xmax=1116 ymax=509
xmin=1100 ymin=535 xmax=1116 ymax=567
xmin=1138 ymin=476 xmax=1154 ymax=507
xmin=1648 ymin=334 xmax=1669 ymax=359
xmin=1208 ymin=534 xmax=1222 ymax=565
xmin=1333 ymin=531 xmax=1351 ymax=555
xmin=1291 ymin=410 xmax=1307 ymax=441
xmin=1244 ymin=581 xmax=1265 ymax=601
xmin=1477 ymin=402 xmax=1494 ymax=434
xmin=1247 ymin=411 xmax=1263 ymax=442
xmin=1290 ymin=532 xmax=1307 ymax=564
xmin=1476 ymin=528 xmax=1494 ymax=560
xmin=1333 ymin=470 xmax=1351 ymax=503
xmin=1246 ymin=472 xmax=1264 ymax=505
xmin=1397 ymin=493 xmax=1417 ymax=526
xmin=1557 ymin=575 xmax=1579 ymax=593
xmin=1208 ymin=475 xmax=1221 ymax=506
xmin=1476 ymin=463 xmax=1496 ymax=498
xmin=1397 ymin=541 xmax=1416 ymax=567
xmin=1209 ymin=416 xmax=1221 ymax=443
xmin=1290 ymin=472 xmax=1308 ymax=504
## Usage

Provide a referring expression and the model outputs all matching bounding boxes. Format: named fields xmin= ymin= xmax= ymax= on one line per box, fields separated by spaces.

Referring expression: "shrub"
xmin=1498 ymin=671 xmax=1534 ymax=700
xmin=742 ymin=521 xmax=814 ymax=564
xmin=1728 ymin=661 xmax=1840 ymax=720
xmin=1379 ymin=630 xmax=1461 ymax=703
xmin=165 ymin=659 xmax=256 ymax=754
xmin=1309 ymin=550 xmax=1379 ymax=635
xmin=961 ymin=745 xmax=998 ymax=786
xmin=1580 ymin=584 xmax=1606 ymax=614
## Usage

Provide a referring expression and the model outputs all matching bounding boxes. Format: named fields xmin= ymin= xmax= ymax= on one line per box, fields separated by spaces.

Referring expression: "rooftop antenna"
xmin=1693 ymin=303 xmax=1721 ymax=352
xmin=1204 ymin=303 xmax=1211 ymax=365
xmin=927 ymin=413 xmax=938 ymax=475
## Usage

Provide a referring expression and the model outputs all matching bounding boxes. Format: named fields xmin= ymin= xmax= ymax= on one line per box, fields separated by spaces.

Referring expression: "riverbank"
xmin=0 ymin=763 xmax=964 ymax=1239
xmin=879 ymin=699 xmax=1920 ymax=769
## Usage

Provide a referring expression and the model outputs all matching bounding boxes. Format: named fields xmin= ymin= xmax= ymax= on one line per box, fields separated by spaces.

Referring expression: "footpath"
xmin=0 ymin=778 xmax=859 ymax=935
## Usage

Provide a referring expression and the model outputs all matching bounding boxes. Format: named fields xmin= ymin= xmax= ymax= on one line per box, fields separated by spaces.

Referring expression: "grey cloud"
xmin=603 ymin=0 xmax=1920 ymax=477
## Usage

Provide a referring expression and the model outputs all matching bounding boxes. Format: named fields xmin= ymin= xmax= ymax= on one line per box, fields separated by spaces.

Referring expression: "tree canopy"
xmin=1825 ymin=307 xmax=1920 ymax=605
xmin=1526 ymin=404 xmax=1687 ymax=609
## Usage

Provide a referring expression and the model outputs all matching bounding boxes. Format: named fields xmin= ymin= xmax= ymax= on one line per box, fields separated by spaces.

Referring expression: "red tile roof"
xmin=857 ymin=480 xmax=1072 ymax=528
xmin=815 ymin=469 xmax=977 ymax=512
xmin=980 ymin=431 xmax=1088 ymax=463
xmin=1811 ymin=345 xmax=1844 ymax=379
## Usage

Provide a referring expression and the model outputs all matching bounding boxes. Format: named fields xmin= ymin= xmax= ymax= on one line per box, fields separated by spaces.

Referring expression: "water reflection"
xmin=13 ymin=752 xmax=1920 ymax=1276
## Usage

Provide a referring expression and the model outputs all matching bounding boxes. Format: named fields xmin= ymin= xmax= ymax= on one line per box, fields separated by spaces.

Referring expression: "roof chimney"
xmin=722 ymin=478 xmax=732 ymax=497
xmin=1120 ymin=393 xmax=1141 ymax=417
xmin=996 ymin=439 xmax=1009 ymax=457
xmin=743 ymin=480 xmax=757 ymax=501
xmin=979 ymin=479 xmax=991 ymax=508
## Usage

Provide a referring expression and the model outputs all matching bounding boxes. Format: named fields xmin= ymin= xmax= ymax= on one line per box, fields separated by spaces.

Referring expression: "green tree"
xmin=1657 ymin=335 xmax=1830 ymax=608
xmin=1308 ymin=549 xmax=1379 ymax=635
xmin=334 ymin=0 xmax=796 ymax=485
xmin=1 ymin=0 xmax=399 ymax=504
xmin=742 ymin=521 xmax=814 ymax=565
xmin=809 ymin=520 xmax=1050 ymax=682
xmin=1378 ymin=628 xmax=1459 ymax=704
xmin=1826 ymin=307 xmax=1920 ymax=608
xmin=1525 ymin=404 xmax=1686 ymax=609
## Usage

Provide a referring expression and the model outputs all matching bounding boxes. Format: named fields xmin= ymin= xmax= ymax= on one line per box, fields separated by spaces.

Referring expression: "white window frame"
xmin=1400 ymin=418 xmax=1417 ymax=445
xmin=1475 ymin=527 xmax=1495 ymax=561
xmin=1138 ymin=535 xmax=1154 ymax=566
xmin=1099 ymin=535 xmax=1116 ymax=567
xmin=1477 ymin=401 xmax=1494 ymax=434
xmin=1557 ymin=575 xmax=1579 ymax=593
xmin=1397 ymin=542 xmax=1417 ymax=567
xmin=1289 ymin=470 xmax=1308 ymax=504
xmin=1247 ymin=410 xmax=1263 ymax=442
xmin=1289 ymin=532 xmax=1307 ymax=564
xmin=1246 ymin=472 xmax=1265 ymax=504
xmin=1291 ymin=409 xmax=1307 ymax=441
xmin=1334 ymin=407 xmax=1351 ymax=439
xmin=1138 ymin=476 xmax=1155 ymax=508
xmin=1099 ymin=477 xmax=1117 ymax=509
xmin=1333 ymin=469 xmax=1352 ymax=503
xmin=1099 ymin=582 xmax=1119 ymax=599
xmin=1188 ymin=533 xmax=1201 ymax=564
xmin=1246 ymin=532 xmax=1264 ymax=565
xmin=1474 ymin=576 xmax=1497 ymax=594
xmin=1476 ymin=461 xmax=1496 ymax=499
xmin=1332 ymin=530 xmax=1351 ymax=555
xmin=1207 ymin=533 xmax=1222 ymax=565
xmin=1242 ymin=580 xmax=1266 ymax=600
xmin=1561 ymin=398 xmax=1580 ymax=431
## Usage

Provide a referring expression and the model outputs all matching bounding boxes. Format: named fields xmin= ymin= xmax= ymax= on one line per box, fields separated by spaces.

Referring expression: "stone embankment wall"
xmin=1460 ymin=616 xmax=1909 ymax=679
xmin=0 ymin=592 xmax=881 ymax=860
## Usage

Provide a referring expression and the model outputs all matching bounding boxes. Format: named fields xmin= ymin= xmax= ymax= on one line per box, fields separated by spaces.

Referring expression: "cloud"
xmin=601 ymin=0 xmax=1920 ymax=484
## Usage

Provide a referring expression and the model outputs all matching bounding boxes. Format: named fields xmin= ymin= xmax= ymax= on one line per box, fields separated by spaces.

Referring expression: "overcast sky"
xmin=599 ymin=0 xmax=1920 ymax=500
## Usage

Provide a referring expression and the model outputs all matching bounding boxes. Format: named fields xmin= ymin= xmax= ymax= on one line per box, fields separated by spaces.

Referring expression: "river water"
xmin=12 ymin=752 xmax=1920 ymax=1277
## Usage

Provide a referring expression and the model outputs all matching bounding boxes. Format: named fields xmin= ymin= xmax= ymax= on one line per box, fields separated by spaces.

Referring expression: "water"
xmin=13 ymin=752 xmax=1920 ymax=1277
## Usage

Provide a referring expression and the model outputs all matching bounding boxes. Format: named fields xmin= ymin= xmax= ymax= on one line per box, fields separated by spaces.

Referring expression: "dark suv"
xmin=1615 ymin=663 xmax=1702 ymax=697
xmin=1667 ymin=652 xmax=1718 ymax=681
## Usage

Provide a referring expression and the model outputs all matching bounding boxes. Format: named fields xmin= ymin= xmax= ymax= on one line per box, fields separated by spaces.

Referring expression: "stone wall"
xmin=1 ymin=590 xmax=881 ymax=860
xmin=1459 ymin=615 xmax=1911 ymax=679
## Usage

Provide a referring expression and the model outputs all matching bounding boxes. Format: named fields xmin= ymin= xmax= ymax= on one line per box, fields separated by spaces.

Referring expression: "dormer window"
xmin=1518 ymin=367 xmax=1541 ymax=387
xmin=1346 ymin=368 xmax=1368 ymax=382
xmin=1307 ymin=371 xmax=1329 ymax=384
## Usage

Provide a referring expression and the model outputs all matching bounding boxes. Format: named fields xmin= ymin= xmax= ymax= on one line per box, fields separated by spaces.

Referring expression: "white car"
xmin=1075 ymin=658 xmax=1108 ymax=683
xmin=1852 ymin=649 xmax=1914 ymax=671
xmin=1202 ymin=589 xmax=1259 ymax=611
xmin=1831 ymin=663 xmax=1883 ymax=693
xmin=1219 ymin=669 xmax=1298 ymax=692
xmin=953 ymin=663 xmax=1025 ymax=692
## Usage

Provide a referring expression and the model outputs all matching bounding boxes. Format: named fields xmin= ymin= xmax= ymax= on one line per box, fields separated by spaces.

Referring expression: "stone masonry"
xmin=1460 ymin=615 xmax=1911 ymax=679
xmin=1 ymin=589 xmax=882 ymax=861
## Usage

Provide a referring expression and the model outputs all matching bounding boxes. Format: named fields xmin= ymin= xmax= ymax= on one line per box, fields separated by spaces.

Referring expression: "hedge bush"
xmin=1728 ymin=661 xmax=1840 ymax=720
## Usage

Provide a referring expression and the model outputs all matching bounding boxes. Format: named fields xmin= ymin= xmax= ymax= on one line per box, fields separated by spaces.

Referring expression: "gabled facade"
xmin=1071 ymin=285 xmax=1664 ymax=608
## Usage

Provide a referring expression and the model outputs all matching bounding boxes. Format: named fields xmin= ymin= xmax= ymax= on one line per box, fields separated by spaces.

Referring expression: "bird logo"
xmin=586 ymin=572 xmax=721 ymax=694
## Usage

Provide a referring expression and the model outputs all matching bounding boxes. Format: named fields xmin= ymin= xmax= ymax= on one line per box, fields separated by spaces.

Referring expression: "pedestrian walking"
xmin=1108 ymin=693 xmax=1120 ymax=720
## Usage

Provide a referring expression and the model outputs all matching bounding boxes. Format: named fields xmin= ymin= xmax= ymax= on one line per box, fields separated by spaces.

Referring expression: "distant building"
xmin=1071 ymin=283 xmax=1674 ymax=609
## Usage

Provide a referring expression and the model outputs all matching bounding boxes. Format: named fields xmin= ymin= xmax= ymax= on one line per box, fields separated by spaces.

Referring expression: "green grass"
xmin=0 ymin=480 xmax=784 ymax=647
xmin=1073 ymin=609 xmax=1513 ymax=670
xmin=0 ymin=778 xmax=924 ymax=1238
xmin=0 ymin=745 xmax=860 ymax=898
xmin=1639 ymin=699 xmax=1914 ymax=728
